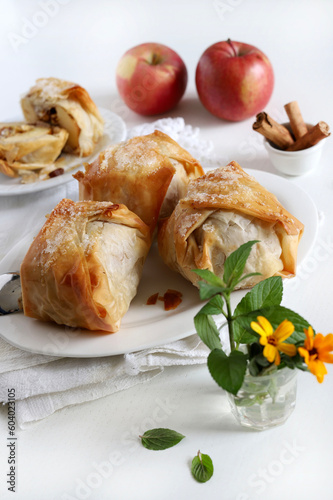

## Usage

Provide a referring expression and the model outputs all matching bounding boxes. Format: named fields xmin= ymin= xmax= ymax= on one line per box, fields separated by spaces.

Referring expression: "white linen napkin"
xmin=0 ymin=335 xmax=209 ymax=428
xmin=0 ymin=117 xmax=213 ymax=428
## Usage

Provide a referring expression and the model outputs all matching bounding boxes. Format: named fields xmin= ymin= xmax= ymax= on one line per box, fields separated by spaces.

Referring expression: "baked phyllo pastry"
xmin=0 ymin=122 xmax=68 ymax=178
xmin=21 ymin=77 xmax=104 ymax=157
xmin=74 ymin=130 xmax=204 ymax=233
xmin=158 ymin=161 xmax=304 ymax=290
xmin=20 ymin=199 xmax=151 ymax=333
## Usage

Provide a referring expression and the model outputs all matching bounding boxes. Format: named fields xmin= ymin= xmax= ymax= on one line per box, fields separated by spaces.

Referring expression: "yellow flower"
xmin=298 ymin=326 xmax=333 ymax=383
xmin=251 ymin=316 xmax=297 ymax=366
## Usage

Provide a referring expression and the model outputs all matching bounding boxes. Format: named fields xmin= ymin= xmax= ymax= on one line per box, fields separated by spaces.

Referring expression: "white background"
xmin=0 ymin=1 xmax=333 ymax=499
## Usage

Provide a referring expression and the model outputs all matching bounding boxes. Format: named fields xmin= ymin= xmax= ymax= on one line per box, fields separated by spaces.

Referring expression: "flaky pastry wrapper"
xmin=21 ymin=199 xmax=151 ymax=332
xmin=74 ymin=130 xmax=204 ymax=233
xmin=158 ymin=161 xmax=304 ymax=290
xmin=21 ymin=77 xmax=104 ymax=157
xmin=0 ymin=122 xmax=68 ymax=178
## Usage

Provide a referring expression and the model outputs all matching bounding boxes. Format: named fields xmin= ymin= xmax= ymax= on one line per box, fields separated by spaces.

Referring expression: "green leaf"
xmin=193 ymin=269 xmax=225 ymax=287
xmin=235 ymin=272 xmax=262 ymax=287
xmin=207 ymin=349 xmax=247 ymax=395
xmin=197 ymin=294 xmax=224 ymax=316
xmin=254 ymin=353 xmax=271 ymax=367
xmin=235 ymin=276 xmax=283 ymax=315
xmin=197 ymin=281 xmax=226 ymax=301
xmin=233 ymin=315 xmax=260 ymax=345
xmin=248 ymin=358 xmax=261 ymax=376
xmin=280 ymin=352 xmax=305 ymax=370
xmin=248 ymin=351 xmax=272 ymax=375
xmin=233 ymin=277 xmax=284 ymax=344
xmin=140 ymin=428 xmax=185 ymax=450
xmin=194 ymin=313 xmax=222 ymax=350
xmin=193 ymin=268 xmax=227 ymax=301
xmin=191 ymin=451 xmax=214 ymax=483
xmin=223 ymin=240 xmax=259 ymax=288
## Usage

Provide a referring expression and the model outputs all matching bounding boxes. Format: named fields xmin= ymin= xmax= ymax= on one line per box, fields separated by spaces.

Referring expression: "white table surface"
xmin=0 ymin=1 xmax=333 ymax=499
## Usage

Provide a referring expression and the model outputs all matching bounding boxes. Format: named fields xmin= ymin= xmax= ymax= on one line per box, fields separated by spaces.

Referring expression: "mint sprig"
xmin=193 ymin=240 xmax=310 ymax=394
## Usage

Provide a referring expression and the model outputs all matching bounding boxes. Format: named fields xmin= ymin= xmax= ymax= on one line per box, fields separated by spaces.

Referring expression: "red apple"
xmin=196 ymin=39 xmax=274 ymax=121
xmin=116 ymin=43 xmax=188 ymax=116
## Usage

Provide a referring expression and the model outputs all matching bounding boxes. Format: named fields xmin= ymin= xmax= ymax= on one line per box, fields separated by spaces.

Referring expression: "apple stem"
xmin=227 ymin=38 xmax=238 ymax=57
xmin=150 ymin=53 xmax=161 ymax=65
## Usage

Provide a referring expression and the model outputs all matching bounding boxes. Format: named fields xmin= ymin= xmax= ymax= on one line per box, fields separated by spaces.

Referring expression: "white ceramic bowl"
xmin=263 ymin=123 xmax=326 ymax=176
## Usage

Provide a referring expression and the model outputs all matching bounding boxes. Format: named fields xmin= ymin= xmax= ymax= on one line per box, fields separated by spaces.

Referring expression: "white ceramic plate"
xmin=0 ymin=169 xmax=318 ymax=357
xmin=0 ymin=108 xmax=127 ymax=196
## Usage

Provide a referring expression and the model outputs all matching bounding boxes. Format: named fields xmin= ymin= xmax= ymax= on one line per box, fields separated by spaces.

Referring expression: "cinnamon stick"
xmin=286 ymin=121 xmax=330 ymax=151
xmin=284 ymin=101 xmax=308 ymax=140
xmin=252 ymin=112 xmax=294 ymax=149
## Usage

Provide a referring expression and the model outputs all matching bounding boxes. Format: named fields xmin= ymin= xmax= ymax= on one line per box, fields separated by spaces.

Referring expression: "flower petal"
xmin=259 ymin=336 xmax=267 ymax=346
xmin=263 ymin=343 xmax=277 ymax=363
xmin=315 ymin=333 xmax=333 ymax=352
xmin=308 ymin=359 xmax=327 ymax=383
xmin=279 ymin=343 xmax=297 ymax=357
xmin=298 ymin=347 xmax=309 ymax=364
xmin=274 ymin=319 xmax=295 ymax=343
xmin=318 ymin=352 xmax=333 ymax=364
xmin=250 ymin=321 xmax=267 ymax=338
xmin=304 ymin=326 xmax=314 ymax=350
xmin=257 ymin=316 xmax=274 ymax=335
xmin=306 ymin=326 xmax=314 ymax=338
xmin=274 ymin=350 xmax=281 ymax=366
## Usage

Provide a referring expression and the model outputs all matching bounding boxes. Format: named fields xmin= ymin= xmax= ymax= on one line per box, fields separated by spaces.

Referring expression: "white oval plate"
xmin=0 ymin=169 xmax=318 ymax=357
xmin=0 ymin=108 xmax=127 ymax=196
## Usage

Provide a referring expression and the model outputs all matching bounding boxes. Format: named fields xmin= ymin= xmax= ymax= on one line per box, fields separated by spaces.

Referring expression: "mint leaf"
xmin=193 ymin=269 xmax=225 ymax=287
xmin=197 ymin=281 xmax=226 ymax=301
xmin=193 ymin=269 xmax=227 ymax=300
xmin=194 ymin=313 xmax=222 ymax=350
xmin=233 ymin=315 xmax=260 ymax=345
xmin=236 ymin=272 xmax=262 ymax=286
xmin=140 ymin=428 xmax=185 ymax=450
xmin=197 ymin=294 xmax=224 ymax=316
xmin=248 ymin=343 xmax=271 ymax=375
xmin=207 ymin=349 xmax=247 ymax=395
xmin=223 ymin=240 xmax=259 ymax=288
xmin=233 ymin=277 xmax=283 ymax=344
xmin=191 ymin=451 xmax=214 ymax=483
xmin=235 ymin=276 xmax=283 ymax=313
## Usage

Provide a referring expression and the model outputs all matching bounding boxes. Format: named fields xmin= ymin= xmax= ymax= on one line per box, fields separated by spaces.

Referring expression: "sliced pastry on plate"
xmin=0 ymin=122 xmax=68 ymax=178
xmin=74 ymin=130 xmax=204 ymax=233
xmin=158 ymin=161 xmax=304 ymax=290
xmin=20 ymin=199 xmax=151 ymax=333
xmin=21 ymin=77 xmax=104 ymax=157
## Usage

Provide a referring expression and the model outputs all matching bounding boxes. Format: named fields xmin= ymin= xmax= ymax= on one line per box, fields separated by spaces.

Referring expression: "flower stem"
xmin=225 ymin=293 xmax=235 ymax=351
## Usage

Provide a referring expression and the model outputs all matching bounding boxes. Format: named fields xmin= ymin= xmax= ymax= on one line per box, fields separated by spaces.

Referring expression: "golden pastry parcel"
xmin=158 ymin=161 xmax=304 ymax=289
xmin=74 ymin=130 xmax=204 ymax=233
xmin=20 ymin=199 xmax=151 ymax=332
xmin=21 ymin=77 xmax=104 ymax=157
